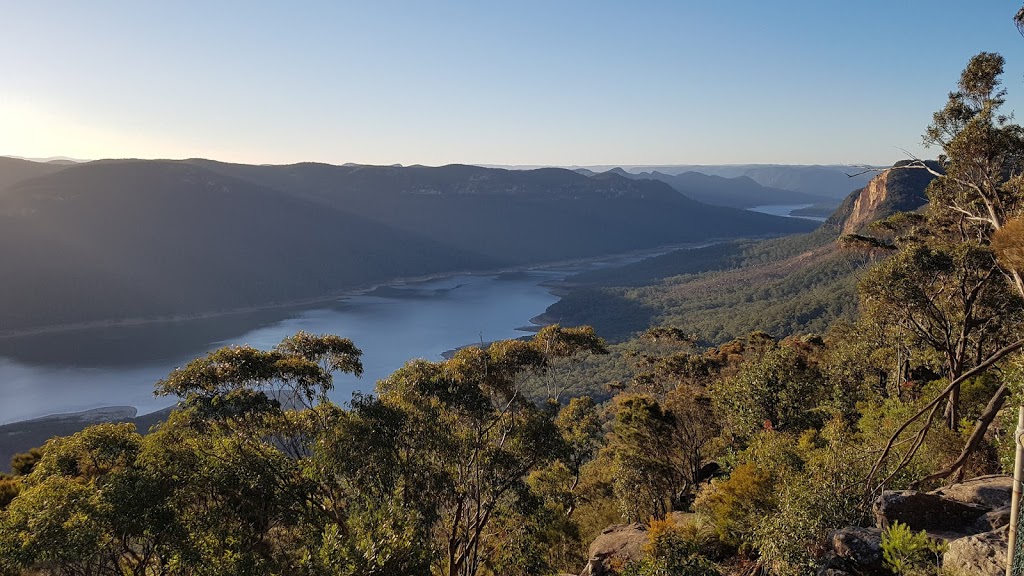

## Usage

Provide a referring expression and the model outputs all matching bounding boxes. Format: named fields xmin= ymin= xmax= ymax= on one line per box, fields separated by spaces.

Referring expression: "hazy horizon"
xmin=2 ymin=154 xmax=886 ymax=171
xmin=4 ymin=1 xmax=1022 ymax=167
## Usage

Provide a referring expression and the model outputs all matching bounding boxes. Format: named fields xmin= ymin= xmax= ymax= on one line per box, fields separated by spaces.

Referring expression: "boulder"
xmin=943 ymin=526 xmax=1008 ymax=576
xmin=579 ymin=523 xmax=648 ymax=576
xmin=975 ymin=505 xmax=1011 ymax=533
xmin=825 ymin=527 xmax=888 ymax=576
xmin=578 ymin=513 xmax=696 ymax=575
xmin=930 ymin=475 xmax=1012 ymax=510
xmin=825 ymin=476 xmax=1014 ymax=576
xmin=874 ymin=490 xmax=989 ymax=534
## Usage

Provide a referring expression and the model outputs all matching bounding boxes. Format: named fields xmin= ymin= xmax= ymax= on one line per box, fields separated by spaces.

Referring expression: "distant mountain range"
xmin=633 ymin=164 xmax=877 ymax=198
xmin=578 ymin=167 xmax=837 ymax=209
xmin=0 ymin=156 xmax=68 ymax=190
xmin=0 ymin=157 xmax=816 ymax=332
xmin=544 ymin=164 xmax=872 ymax=199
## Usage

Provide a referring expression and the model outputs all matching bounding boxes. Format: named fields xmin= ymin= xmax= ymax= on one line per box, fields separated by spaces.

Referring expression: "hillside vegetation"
xmin=0 ymin=159 xmax=814 ymax=333
xmin=541 ymin=159 xmax=938 ymax=344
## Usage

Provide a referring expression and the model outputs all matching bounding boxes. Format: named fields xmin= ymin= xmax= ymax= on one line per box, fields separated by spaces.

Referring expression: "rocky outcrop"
xmin=579 ymin=523 xmax=648 ymax=576
xmin=578 ymin=512 xmax=693 ymax=576
xmin=826 ymin=527 xmax=887 ymax=576
xmin=944 ymin=526 xmax=1008 ymax=576
xmin=873 ymin=490 xmax=989 ymax=535
xmin=975 ymin=506 xmax=1012 ymax=533
xmin=822 ymin=475 xmax=1012 ymax=576
xmin=930 ymin=474 xmax=1013 ymax=510
xmin=831 ymin=160 xmax=936 ymax=234
xmin=842 ymin=170 xmax=892 ymax=235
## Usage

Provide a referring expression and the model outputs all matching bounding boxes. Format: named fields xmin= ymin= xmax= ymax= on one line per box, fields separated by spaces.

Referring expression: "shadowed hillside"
xmin=0 ymin=161 xmax=494 ymax=332
xmin=0 ymin=157 xmax=69 ymax=191
xmin=540 ymin=162 xmax=936 ymax=342
xmin=611 ymin=168 xmax=836 ymax=209
xmin=186 ymin=160 xmax=818 ymax=263
xmin=0 ymin=159 xmax=815 ymax=332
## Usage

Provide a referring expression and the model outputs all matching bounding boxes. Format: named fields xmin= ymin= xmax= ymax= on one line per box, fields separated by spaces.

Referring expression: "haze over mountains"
xmin=487 ymin=163 xmax=875 ymax=199
xmin=581 ymin=167 xmax=837 ymax=209
xmin=0 ymin=157 xmax=817 ymax=333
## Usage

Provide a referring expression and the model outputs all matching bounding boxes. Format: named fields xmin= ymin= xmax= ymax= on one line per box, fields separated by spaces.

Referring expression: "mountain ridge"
xmin=0 ymin=159 xmax=816 ymax=333
xmin=613 ymin=168 xmax=836 ymax=208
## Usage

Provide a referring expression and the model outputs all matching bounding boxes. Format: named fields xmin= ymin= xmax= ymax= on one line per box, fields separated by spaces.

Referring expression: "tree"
xmin=149 ymin=331 xmax=372 ymax=574
xmin=711 ymin=336 xmax=825 ymax=440
xmin=9 ymin=448 xmax=42 ymax=476
xmin=610 ymin=394 xmax=689 ymax=520
xmin=868 ymin=51 xmax=1024 ymax=491
xmin=375 ymin=326 xmax=606 ymax=576
xmin=0 ymin=423 xmax=182 ymax=576
xmin=550 ymin=396 xmax=604 ymax=517
xmin=858 ymin=236 xmax=1021 ymax=429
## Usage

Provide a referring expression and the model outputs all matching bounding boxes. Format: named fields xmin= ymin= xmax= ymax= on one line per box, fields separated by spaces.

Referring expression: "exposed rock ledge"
xmin=579 ymin=512 xmax=693 ymax=576
xmin=821 ymin=475 xmax=1012 ymax=576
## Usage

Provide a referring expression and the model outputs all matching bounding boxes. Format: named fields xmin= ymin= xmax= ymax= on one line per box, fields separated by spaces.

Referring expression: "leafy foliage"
xmin=622 ymin=518 xmax=721 ymax=576
xmin=880 ymin=521 xmax=946 ymax=576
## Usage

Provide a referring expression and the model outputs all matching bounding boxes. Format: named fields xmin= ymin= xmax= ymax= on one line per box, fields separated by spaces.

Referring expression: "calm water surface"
xmin=0 ymin=271 xmax=567 ymax=424
xmin=748 ymin=204 xmax=829 ymax=222
xmin=0 ymin=242 xmax=725 ymax=424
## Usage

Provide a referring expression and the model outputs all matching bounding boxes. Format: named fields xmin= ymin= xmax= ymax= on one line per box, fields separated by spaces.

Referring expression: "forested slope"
xmin=541 ymin=161 xmax=936 ymax=343
xmin=0 ymin=159 xmax=814 ymax=332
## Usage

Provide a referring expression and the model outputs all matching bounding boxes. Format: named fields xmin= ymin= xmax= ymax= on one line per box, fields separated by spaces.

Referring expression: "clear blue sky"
xmin=2 ymin=1 xmax=1023 ymax=166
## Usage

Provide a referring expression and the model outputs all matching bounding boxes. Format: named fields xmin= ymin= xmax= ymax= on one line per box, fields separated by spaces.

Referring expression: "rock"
xmin=823 ymin=476 xmax=1014 ymax=576
xmin=838 ymin=163 xmax=935 ymax=234
xmin=826 ymin=527 xmax=888 ymax=576
xmin=930 ymin=475 xmax=1012 ymax=510
xmin=578 ymin=514 xmax=697 ymax=575
xmin=579 ymin=523 xmax=648 ymax=576
xmin=975 ymin=505 xmax=1011 ymax=533
xmin=816 ymin=568 xmax=855 ymax=576
xmin=943 ymin=526 xmax=1008 ymax=576
xmin=698 ymin=462 xmax=722 ymax=483
xmin=874 ymin=490 xmax=989 ymax=534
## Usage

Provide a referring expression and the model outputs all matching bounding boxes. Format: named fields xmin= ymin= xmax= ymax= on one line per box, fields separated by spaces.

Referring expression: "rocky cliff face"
xmin=827 ymin=161 xmax=938 ymax=234
xmin=842 ymin=171 xmax=892 ymax=234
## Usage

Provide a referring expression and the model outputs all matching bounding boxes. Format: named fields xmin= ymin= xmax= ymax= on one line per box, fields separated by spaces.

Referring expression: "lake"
xmin=0 ymin=242 xmax=692 ymax=425
xmin=748 ymin=204 xmax=829 ymax=222
xmin=0 ymin=271 xmax=574 ymax=424
xmin=0 ymin=233 xmax=800 ymax=425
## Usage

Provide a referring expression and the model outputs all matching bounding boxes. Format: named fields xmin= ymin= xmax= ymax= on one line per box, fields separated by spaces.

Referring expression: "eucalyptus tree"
xmin=374 ymin=324 xmax=606 ymax=576
xmin=866 ymin=52 xmax=1024 ymax=491
xmin=0 ymin=423 xmax=181 ymax=576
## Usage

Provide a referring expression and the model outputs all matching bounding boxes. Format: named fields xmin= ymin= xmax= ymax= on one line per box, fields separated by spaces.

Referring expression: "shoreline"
xmin=0 ymin=239 xmax=730 ymax=340
xmin=0 ymin=235 xmax=772 ymax=428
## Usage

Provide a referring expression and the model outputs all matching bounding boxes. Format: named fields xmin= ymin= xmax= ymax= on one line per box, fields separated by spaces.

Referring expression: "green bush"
xmin=881 ymin=521 xmax=946 ymax=576
xmin=622 ymin=518 xmax=720 ymax=576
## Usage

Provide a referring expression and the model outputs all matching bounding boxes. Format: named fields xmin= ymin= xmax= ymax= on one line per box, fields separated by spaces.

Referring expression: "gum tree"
xmin=867 ymin=52 xmax=1024 ymax=491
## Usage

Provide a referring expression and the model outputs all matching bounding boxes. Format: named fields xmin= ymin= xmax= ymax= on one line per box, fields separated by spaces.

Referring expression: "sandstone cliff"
xmin=841 ymin=170 xmax=891 ymax=234
xmin=827 ymin=160 xmax=938 ymax=234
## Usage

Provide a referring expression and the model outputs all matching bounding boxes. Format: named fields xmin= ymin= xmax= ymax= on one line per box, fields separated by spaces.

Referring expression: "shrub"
xmin=881 ymin=521 xmax=945 ymax=576
xmin=693 ymin=462 xmax=775 ymax=553
xmin=622 ymin=518 xmax=720 ymax=576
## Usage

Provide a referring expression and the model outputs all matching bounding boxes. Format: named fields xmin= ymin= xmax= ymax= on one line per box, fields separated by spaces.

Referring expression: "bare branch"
xmin=865 ymin=337 xmax=1024 ymax=493
xmin=911 ymin=381 xmax=1011 ymax=487
xmin=845 ymin=166 xmax=885 ymax=178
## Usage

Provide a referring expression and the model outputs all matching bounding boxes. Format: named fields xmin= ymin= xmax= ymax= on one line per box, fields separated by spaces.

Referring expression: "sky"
xmin=2 ymin=1 xmax=1024 ymax=167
